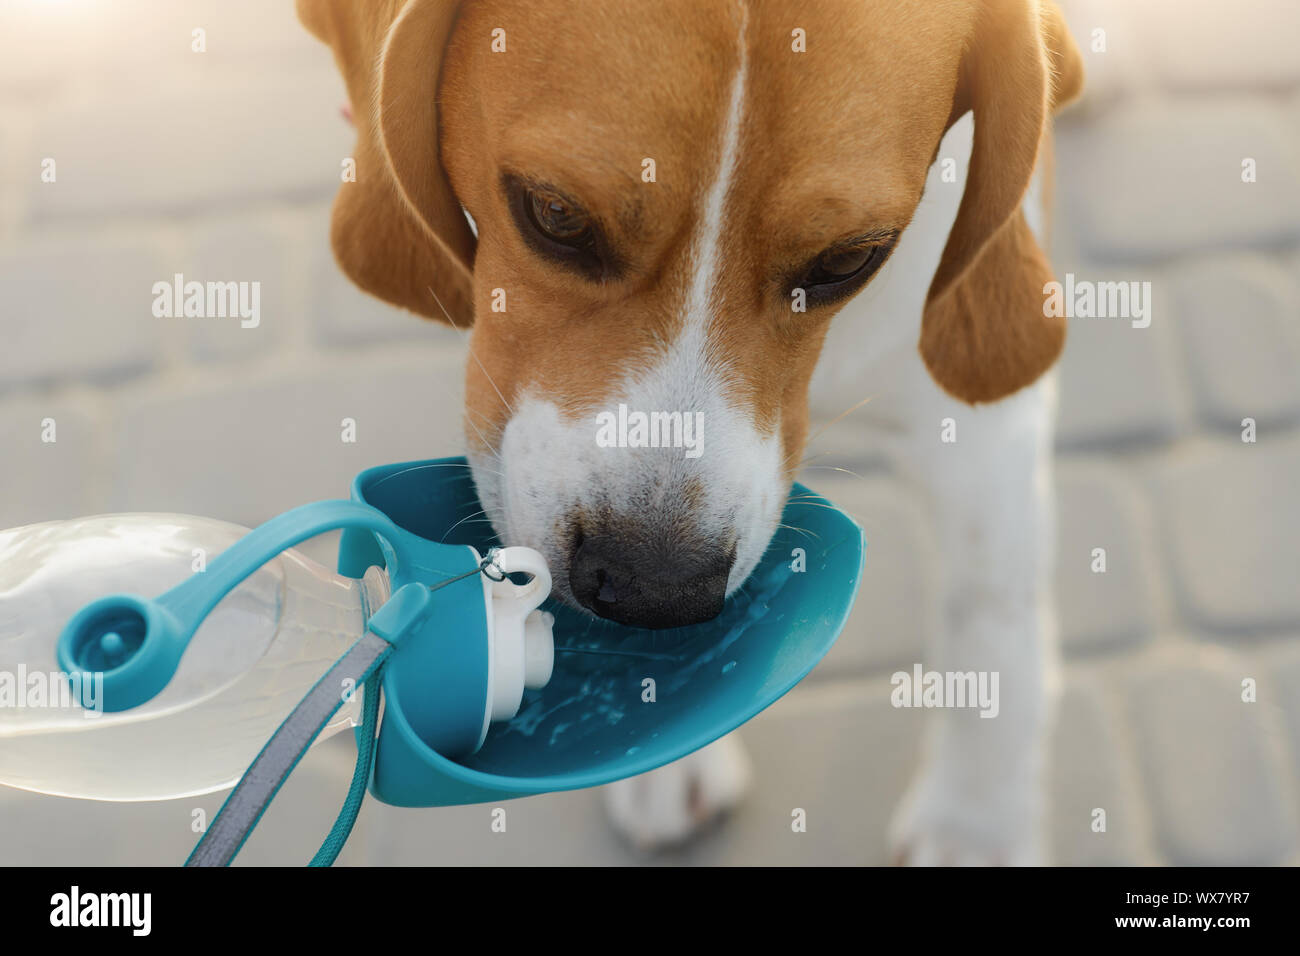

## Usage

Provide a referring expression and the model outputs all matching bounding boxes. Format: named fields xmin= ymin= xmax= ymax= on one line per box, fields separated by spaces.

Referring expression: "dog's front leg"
xmin=885 ymin=372 xmax=1061 ymax=866
xmin=602 ymin=732 xmax=753 ymax=850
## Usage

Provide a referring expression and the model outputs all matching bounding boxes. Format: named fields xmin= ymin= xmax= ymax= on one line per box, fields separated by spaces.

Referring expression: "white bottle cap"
xmin=480 ymin=547 xmax=554 ymax=726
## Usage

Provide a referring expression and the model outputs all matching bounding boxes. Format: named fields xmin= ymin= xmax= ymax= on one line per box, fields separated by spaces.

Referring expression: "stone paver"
xmin=1049 ymin=671 xmax=1157 ymax=865
xmin=0 ymin=734 xmax=367 ymax=867
xmin=0 ymin=395 xmax=108 ymax=529
xmin=1125 ymin=645 xmax=1299 ymax=865
xmin=1168 ymin=255 xmax=1300 ymax=431
xmin=109 ymin=349 xmax=469 ymax=526
xmin=795 ymin=472 xmax=935 ymax=677
xmin=1055 ymin=463 xmax=1160 ymax=653
xmin=1057 ymin=98 xmax=1300 ymax=262
xmin=181 ymin=214 xmax=297 ymax=361
xmin=1151 ymin=436 xmax=1300 ymax=635
xmin=0 ymin=231 xmax=167 ymax=389
xmin=26 ymin=70 xmax=349 ymax=222
xmin=1053 ymin=267 xmax=1188 ymax=450
xmin=1 ymin=0 xmax=1299 ymax=867
xmin=1129 ymin=0 xmax=1300 ymax=92
xmin=356 ymin=678 xmax=919 ymax=866
xmin=1260 ymin=643 xmax=1300 ymax=810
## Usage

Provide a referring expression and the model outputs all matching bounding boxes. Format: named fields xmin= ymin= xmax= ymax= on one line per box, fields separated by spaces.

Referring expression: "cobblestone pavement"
xmin=0 ymin=1 xmax=1296 ymax=864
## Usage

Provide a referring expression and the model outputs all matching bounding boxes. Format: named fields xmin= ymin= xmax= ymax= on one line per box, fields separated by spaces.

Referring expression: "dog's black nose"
xmin=569 ymin=531 xmax=735 ymax=629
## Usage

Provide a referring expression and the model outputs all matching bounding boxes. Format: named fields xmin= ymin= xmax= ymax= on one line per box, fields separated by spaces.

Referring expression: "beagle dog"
xmin=298 ymin=0 xmax=1083 ymax=864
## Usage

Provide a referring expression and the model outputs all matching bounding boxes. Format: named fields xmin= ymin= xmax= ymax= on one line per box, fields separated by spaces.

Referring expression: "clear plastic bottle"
xmin=0 ymin=514 xmax=387 ymax=801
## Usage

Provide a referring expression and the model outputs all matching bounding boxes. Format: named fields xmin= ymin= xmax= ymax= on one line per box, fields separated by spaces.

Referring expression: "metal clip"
xmin=426 ymin=548 xmax=507 ymax=595
xmin=479 ymin=546 xmax=508 ymax=582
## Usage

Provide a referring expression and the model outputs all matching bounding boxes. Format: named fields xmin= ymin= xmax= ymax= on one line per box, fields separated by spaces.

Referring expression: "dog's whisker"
xmin=796 ymin=450 xmax=838 ymax=469
xmin=783 ymin=394 xmax=876 ymax=469
xmin=787 ymin=500 xmax=842 ymax=512
xmin=427 ymin=285 xmax=516 ymax=418
xmin=439 ymin=452 xmax=504 ymax=481
xmin=366 ymin=462 xmax=479 ymax=495
xmin=462 ymin=413 xmax=508 ymax=469
xmin=441 ymin=508 xmax=490 ymax=539
xmin=777 ymin=522 xmax=820 ymax=541
xmin=800 ymin=465 xmax=869 ymax=482
xmin=461 ymin=410 xmax=498 ymax=460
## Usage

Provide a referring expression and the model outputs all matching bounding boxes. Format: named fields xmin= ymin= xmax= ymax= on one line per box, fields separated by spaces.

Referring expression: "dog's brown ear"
xmin=297 ymin=0 xmax=475 ymax=326
xmin=919 ymin=0 xmax=1083 ymax=404
xmin=1042 ymin=0 xmax=1085 ymax=111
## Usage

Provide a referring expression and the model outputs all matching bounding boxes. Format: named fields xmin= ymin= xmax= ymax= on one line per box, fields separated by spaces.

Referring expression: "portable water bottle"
xmin=0 ymin=512 xmax=554 ymax=801
xmin=0 ymin=456 xmax=864 ymax=865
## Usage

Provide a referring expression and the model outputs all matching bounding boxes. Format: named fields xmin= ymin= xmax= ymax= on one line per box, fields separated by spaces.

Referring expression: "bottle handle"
xmin=58 ymin=500 xmax=407 ymax=713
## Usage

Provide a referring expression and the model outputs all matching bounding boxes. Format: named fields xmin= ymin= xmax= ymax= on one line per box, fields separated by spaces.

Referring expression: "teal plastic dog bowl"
xmin=339 ymin=457 xmax=865 ymax=807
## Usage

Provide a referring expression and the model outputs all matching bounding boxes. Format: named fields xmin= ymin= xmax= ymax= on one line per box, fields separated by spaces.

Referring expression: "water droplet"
xmin=722 ymin=660 xmax=737 ymax=674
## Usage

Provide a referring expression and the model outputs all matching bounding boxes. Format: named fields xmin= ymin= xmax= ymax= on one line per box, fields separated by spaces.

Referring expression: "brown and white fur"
xmin=299 ymin=0 xmax=1084 ymax=864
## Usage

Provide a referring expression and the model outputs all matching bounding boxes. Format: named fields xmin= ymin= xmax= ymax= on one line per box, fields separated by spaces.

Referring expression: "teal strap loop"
xmin=186 ymin=583 xmax=434 ymax=867
xmin=309 ymin=657 xmax=384 ymax=867
xmin=185 ymin=632 xmax=392 ymax=867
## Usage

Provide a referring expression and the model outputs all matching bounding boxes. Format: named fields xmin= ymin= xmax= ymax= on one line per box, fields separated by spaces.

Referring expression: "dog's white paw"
xmin=887 ymin=773 xmax=1046 ymax=867
xmin=603 ymin=734 xmax=753 ymax=850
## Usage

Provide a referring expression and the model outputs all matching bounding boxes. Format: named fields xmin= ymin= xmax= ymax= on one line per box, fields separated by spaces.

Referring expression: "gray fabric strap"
xmin=186 ymin=632 xmax=391 ymax=867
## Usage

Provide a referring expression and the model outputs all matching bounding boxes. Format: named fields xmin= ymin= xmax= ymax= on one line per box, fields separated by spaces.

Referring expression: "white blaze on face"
xmin=470 ymin=1 xmax=785 ymax=603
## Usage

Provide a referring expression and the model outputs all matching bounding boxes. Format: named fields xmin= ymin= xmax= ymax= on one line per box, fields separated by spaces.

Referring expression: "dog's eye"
xmin=804 ymin=243 xmax=889 ymax=287
xmin=794 ymin=236 xmax=896 ymax=308
xmin=808 ymin=246 xmax=877 ymax=283
xmin=527 ymin=190 xmax=592 ymax=245
xmin=505 ymin=175 xmax=611 ymax=279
